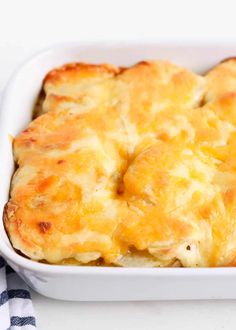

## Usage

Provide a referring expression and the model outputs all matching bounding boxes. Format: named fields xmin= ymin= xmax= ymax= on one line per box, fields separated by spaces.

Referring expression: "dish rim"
xmin=2 ymin=41 xmax=236 ymax=275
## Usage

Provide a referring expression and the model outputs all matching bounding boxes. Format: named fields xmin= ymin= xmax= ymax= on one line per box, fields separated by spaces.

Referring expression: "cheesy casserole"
xmin=4 ymin=58 xmax=236 ymax=267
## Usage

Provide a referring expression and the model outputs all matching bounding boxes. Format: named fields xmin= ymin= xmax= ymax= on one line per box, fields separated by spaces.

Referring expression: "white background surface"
xmin=2 ymin=0 xmax=236 ymax=329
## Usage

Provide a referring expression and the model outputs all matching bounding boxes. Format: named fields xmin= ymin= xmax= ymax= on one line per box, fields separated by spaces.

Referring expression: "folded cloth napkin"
xmin=0 ymin=257 xmax=37 ymax=329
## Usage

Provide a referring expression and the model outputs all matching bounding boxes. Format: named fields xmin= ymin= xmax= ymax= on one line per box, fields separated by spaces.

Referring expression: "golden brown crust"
xmin=220 ymin=57 xmax=236 ymax=64
xmin=44 ymin=62 xmax=120 ymax=85
xmin=205 ymin=58 xmax=236 ymax=102
xmin=5 ymin=59 xmax=236 ymax=267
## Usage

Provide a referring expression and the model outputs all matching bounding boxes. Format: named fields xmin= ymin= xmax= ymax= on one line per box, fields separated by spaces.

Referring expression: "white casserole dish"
xmin=2 ymin=43 xmax=236 ymax=301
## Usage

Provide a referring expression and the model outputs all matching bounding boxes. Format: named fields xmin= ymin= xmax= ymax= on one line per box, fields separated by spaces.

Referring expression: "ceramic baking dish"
xmin=2 ymin=42 xmax=236 ymax=301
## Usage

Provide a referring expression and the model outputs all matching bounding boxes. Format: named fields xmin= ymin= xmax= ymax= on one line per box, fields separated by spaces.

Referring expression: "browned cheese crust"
xmin=5 ymin=59 xmax=236 ymax=267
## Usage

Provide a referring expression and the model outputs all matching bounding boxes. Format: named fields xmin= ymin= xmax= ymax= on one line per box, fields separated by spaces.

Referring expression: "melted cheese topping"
xmin=5 ymin=60 xmax=236 ymax=267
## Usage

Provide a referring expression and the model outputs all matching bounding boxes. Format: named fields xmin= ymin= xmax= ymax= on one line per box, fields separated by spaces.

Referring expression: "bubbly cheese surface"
xmin=4 ymin=59 xmax=236 ymax=267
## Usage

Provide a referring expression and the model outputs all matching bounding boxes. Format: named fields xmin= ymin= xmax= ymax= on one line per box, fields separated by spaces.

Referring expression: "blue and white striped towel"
xmin=0 ymin=257 xmax=37 ymax=329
